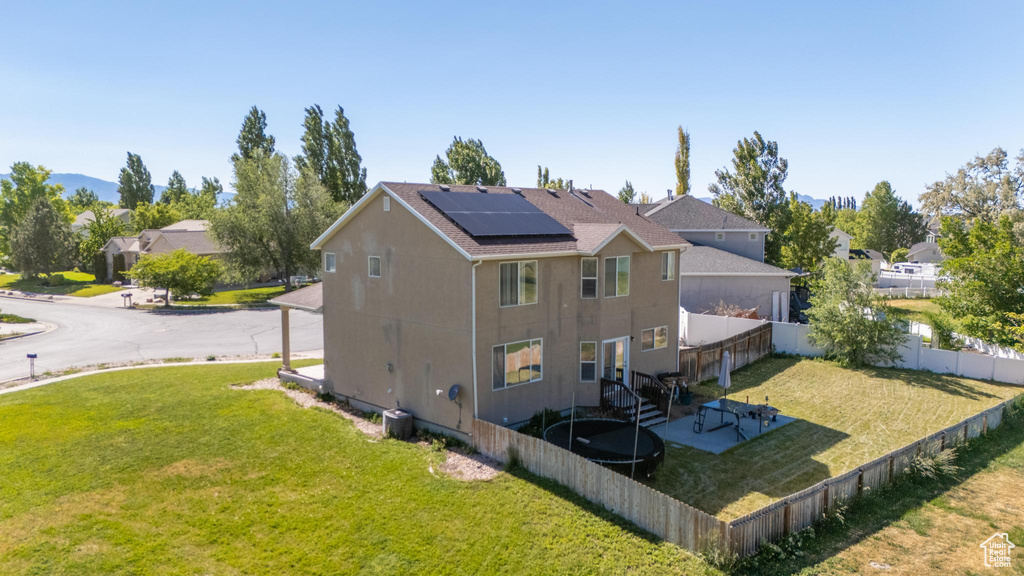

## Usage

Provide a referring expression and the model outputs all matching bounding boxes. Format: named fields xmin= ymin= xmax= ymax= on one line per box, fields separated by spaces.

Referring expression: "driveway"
xmin=0 ymin=297 xmax=322 ymax=382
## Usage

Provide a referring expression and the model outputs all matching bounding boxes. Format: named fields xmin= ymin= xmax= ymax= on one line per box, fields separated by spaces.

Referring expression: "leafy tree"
xmin=430 ymin=137 xmax=506 ymax=186
xmin=168 ymin=176 xmax=221 ymax=220
xmin=297 ymin=105 xmax=368 ymax=205
xmin=618 ymin=181 xmax=636 ymax=204
xmin=9 ymin=197 xmax=75 ymax=277
xmin=78 ymin=206 xmax=130 ymax=265
xmin=127 ymin=249 xmax=222 ymax=306
xmin=160 ymin=170 xmax=189 ymax=204
xmin=132 ymin=202 xmax=181 ymax=232
xmin=856 ymin=181 xmax=925 ymax=256
xmin=0 ymin=162 xmax=68 ymax=258
xmin=807 ymin=259 xmax=905 ymax=366
xmin=920 ymin=147 xmax=1023 ymax=225
xmin=233 ymin=106 xmax=276 ymax=162
xmin=211 ymin=152 xmax=342 ymax=289
xmin=780 ymin=193 xmax=838 ymax=271
xmin=67 ymin=187 xmax=102 ymax=213
xmin=889 ymin=247 xmax=909 ymax=263
xmin=709 ymin=131 xmax=792 ymax=264
xmin=675 ymin=126 xmax=690 ymax=196
xmin=833 ymin=208 xmax=859 ymax=247
xmin=935 ymin=216 xmax=1024 ymax=351
xmin=536 ymin=165 xmax=570 ymax=189
xmin=638 ymin=191 xmax=653 ymax=204
xmin=117 ymin=152 xmax=154 ymax=209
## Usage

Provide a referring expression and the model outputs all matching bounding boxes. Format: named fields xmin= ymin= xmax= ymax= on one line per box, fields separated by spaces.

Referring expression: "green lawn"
xmin=0 ymin=271 xmax=122 ymax=297
xmin=0 ymin=362 xmax=718 ymax=576
xmin=0 ymin=312 xmax=34 ymax=323
xmin=186 ymin=285 xmax=286 ymax=305
xmin=650 ymin=357 xmax=1022 ymax=520
xmin=886 ymin=298 xmax=943 ymax=324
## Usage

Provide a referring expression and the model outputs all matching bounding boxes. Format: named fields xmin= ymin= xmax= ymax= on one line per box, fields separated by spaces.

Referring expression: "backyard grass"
xmin=886 ymin=298 xmax=943 ymax=325
xmin=649 ymin=356 xmax=1022 ymax=521
xmin=0 ymin=362 xmax=719 ymax=576
xmin=0 ymin=271 xmax=122 ymax=297
xmin=185 ymin=285 xmax=286 ymax=305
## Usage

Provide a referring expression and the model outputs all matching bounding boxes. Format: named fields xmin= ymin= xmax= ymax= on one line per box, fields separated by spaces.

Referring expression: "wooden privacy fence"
xmin=727 ymin=395 xmax=1022 ymax=557
xmin=678 ymin=323 xmax=773 ymax=384
xmin=471 ymin=418 xmax=732 ymax=556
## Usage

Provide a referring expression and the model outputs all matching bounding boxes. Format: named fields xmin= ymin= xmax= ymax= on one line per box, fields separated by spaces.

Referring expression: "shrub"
xmin=923 ymin=311 xmax=958 ymax=350
xmin=44 ymin=273 xmax=65 ymax=286
xmin=93 ymin=252 xmax=108 ymax=282
xmin=909 ymin=447 xmax=961 ymax=480
xmin=517 ymin=408 xmax=566 ymax=438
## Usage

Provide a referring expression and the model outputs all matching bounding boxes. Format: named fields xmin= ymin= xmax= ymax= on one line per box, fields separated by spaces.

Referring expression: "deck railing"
xmin=631 ymin=370 xmax=672 ymax=415
xmin=599 ymin=377 xmax=641 ymax=421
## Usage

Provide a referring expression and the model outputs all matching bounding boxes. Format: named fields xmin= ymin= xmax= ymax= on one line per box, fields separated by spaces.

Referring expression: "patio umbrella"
xmin=718 ymin=350 xmax=732 ymax=399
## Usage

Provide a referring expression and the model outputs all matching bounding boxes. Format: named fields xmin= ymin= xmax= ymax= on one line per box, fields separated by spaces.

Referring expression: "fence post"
xmin=783 ymin=503 xmax=792 ymax=536
xmin=888 ymin=455 xmax=894 ymax=483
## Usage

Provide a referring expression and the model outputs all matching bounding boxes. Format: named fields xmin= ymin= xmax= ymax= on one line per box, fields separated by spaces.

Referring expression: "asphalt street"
xmin=0 ymin=298 xmax=322 ymax=382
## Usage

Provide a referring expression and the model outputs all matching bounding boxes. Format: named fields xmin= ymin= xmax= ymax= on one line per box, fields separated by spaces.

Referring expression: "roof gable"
xmin=641 ymin=195 xmax=768 ymax=232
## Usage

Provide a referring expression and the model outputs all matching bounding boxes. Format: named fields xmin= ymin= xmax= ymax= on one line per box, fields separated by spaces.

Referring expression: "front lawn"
xmin=649 ymin=356 xmax=1022 ymax=520
xmin=0 ymin=362 xmax=717 ymax=575
xmin=185 ymin=285 xmax=286 ymax=305
xmin=0 ymin=271 xmax=122 ymax=297
xmin=0 ymin=312 xmax=34 ymax=323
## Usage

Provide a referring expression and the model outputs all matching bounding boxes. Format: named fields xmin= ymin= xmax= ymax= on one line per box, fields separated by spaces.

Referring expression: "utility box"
xmin=382 ymin=409 xmax=413 ymax=440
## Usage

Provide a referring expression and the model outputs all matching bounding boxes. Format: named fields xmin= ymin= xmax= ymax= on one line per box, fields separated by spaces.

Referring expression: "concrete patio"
xmin=653 ymin=410 xmax=796 ymax=455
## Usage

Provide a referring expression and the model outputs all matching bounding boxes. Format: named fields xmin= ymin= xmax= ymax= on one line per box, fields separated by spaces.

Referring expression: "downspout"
xmin=471 ymin=259 xmax=482 ymax=419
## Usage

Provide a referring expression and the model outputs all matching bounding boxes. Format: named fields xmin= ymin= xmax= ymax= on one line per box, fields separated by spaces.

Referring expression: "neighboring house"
xmin=907 ymin=241 xmax=943 ymax=263
xmin=848 ymin=248 xmax=884 ymax=276
xmin=830 ymin=228 xmax=852 ymax=261
xmin=100 ymin=220 xmax=223 ymax=282
xmin=640 ymin=194 xmax=769 ymax=262
xmin=72 ymin=208 xmax=131 ymax=235
xmin=678 ymin=246 xmax=793 ymax=320
xmin=310 ymin=182 xmax=688 ymax=437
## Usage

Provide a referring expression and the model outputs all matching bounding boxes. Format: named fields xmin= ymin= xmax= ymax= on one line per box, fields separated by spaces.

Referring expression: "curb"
xmin=0 ymin=322 xmax=58 ymax=342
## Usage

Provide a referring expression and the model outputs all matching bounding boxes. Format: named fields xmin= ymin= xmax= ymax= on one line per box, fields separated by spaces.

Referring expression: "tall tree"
xmin=295 ymin=105 xmax=328 ymax=185
xmin=170 ymin=176 xmax=221 ymax=220
xmin=67 ymin=187 xmax=102 ymax=213
xmin=780 ymin=193 xmax=838 ymax=272
xmin=233 ymin=106 xmax=276 ymax=162
xmin=920 ymin=147 xmax=1023 ymax=225
xmin=536 ymin=165 xmax=569 ymax=189
xmin=936 ymin=216 xmax=1024 ymax=351
xmin=160 ymin=170 xmax=189 ymax=204
xmin=709 ymin=131 xmax=792 ymax=264
xmin=132 ymin=202 xmax=181 ymax=232
xmin=675 ymin=126 xmax=691 ymax=196
xmin=10 ymin=197 xmax=74 ymax=277
xmin=0 ymin=162 xmax=68 ymax=258
xmin=857 ymin=181 xmax=925 ymax=255
xmin=117 ymin=152 xmax=154 ymax=209
xmin=618 ymin=181 xmax=637 ymax=204
xmin=296 ymin=105 xmax=368 ymax=204
xmin=430 ymin=137 xmax=506 ymax=186
xmin=211 ymin=152 xmax=342 ymax=289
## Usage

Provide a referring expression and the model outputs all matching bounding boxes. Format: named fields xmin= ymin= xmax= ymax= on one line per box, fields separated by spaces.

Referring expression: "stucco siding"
xmin=320 ymin=192 xmax=474 ymax=436
xmin=676 ymin=230 xmax=764 ymax=261
xmin=679 ymin=275 xmax=790 ymax=318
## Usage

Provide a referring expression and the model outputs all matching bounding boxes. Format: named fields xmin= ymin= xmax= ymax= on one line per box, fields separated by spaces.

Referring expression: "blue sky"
xmin=2 ymin=1 xmax=1022 ymax=205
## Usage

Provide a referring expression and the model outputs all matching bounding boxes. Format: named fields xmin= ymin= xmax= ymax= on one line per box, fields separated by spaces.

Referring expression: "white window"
xmin=715 ymin=232 xmax=725 ymax=242
xmin=499 ymin=260 xmax=538 ymax=307
xmin=580 ymin=257 xmax=598 ymax=298
xmin=749 ymin=232 xmax=758 ymax=242
xmin=383 ymin=196 xmax=391 ymax=212
xmin=580 ymin=341 xmax=596 ymax=382
xmin=604 ymin=256 xmax=630 ymax=297
xmin=368 ymin=256 xmax=381 ymax=278
xmin=492 ymin=339 xmax=543 ymax=390
xmin=660 ymin=252 xmax=674 ymax=281
xmin=324 ymin=252 xmax=336 ymax=273
xmin=641 ymin=326 xmax=668 ymax=352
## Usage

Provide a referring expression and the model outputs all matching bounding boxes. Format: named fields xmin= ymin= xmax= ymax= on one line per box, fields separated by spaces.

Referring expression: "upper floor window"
xmin=581 ymin=257 xmax=598 ymax=298
xmin=641 ymin=326 xmax=669 ymax=351
xmin=604 ymin=256 xmax=630 ymax=298
xmin=492 ymin=338 xmax=543 ymax=390
xmin=325 ymin=253 xmax=336 ymax=273
xmin=715 ymin=232 xmax=725 ymax=242
xmin=368 ymin=256 xmax=381 ymax=278
xmin=660 ymin=252 xmax=674 ymax=281
xmin=499 ymin=260 xmax=538 ymax=307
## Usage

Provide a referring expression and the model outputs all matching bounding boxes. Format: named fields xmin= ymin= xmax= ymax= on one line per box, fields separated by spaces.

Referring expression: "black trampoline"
xmin=544 ymin=418 xmax=665 ymax=477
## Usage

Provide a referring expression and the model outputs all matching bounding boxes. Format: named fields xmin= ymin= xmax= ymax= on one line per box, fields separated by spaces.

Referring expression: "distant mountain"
xmin=697 ymin=194 xmax=827 ymax=211
xmin=0 ymin=173 xmax=165 ymax=205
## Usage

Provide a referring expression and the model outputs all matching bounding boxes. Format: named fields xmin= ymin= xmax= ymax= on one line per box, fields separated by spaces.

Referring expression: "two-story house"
xmin=639 ymin=194 xmax=793 ymax=320
xmin=310 ymin=182 xmax=688 ymax=438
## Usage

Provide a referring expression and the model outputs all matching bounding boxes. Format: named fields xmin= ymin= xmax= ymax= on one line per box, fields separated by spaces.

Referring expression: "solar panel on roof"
xmin=419 ymin=190 xmax=572 ymax=237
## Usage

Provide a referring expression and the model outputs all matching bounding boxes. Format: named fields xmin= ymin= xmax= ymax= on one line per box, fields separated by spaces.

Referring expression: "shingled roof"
xmin=679 ymin=246 xmax=794 ymax=276
xmin=150 ymin=230 xmax=222 ymax=255
xmin=268 ymin=282 xmax=323 ymax=312
xmin=640 ymin=195 xmax=768 ymax=232
xmin=313 ymin=182 xmax=689 ymax=259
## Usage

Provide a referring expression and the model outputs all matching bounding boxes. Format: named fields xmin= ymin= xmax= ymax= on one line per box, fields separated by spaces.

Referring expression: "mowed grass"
xmin=0 ymin=271 xmax=122 ymax=297
xmin=187 ymin=285 xmax=286 ymax=305
xmin=886 ymin=298 xmax=943 ymax=325
xmin=649 ymin=357 xmax=1022 ymax=520
xmin=0 ymin=362 xmax=719 ymax=576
